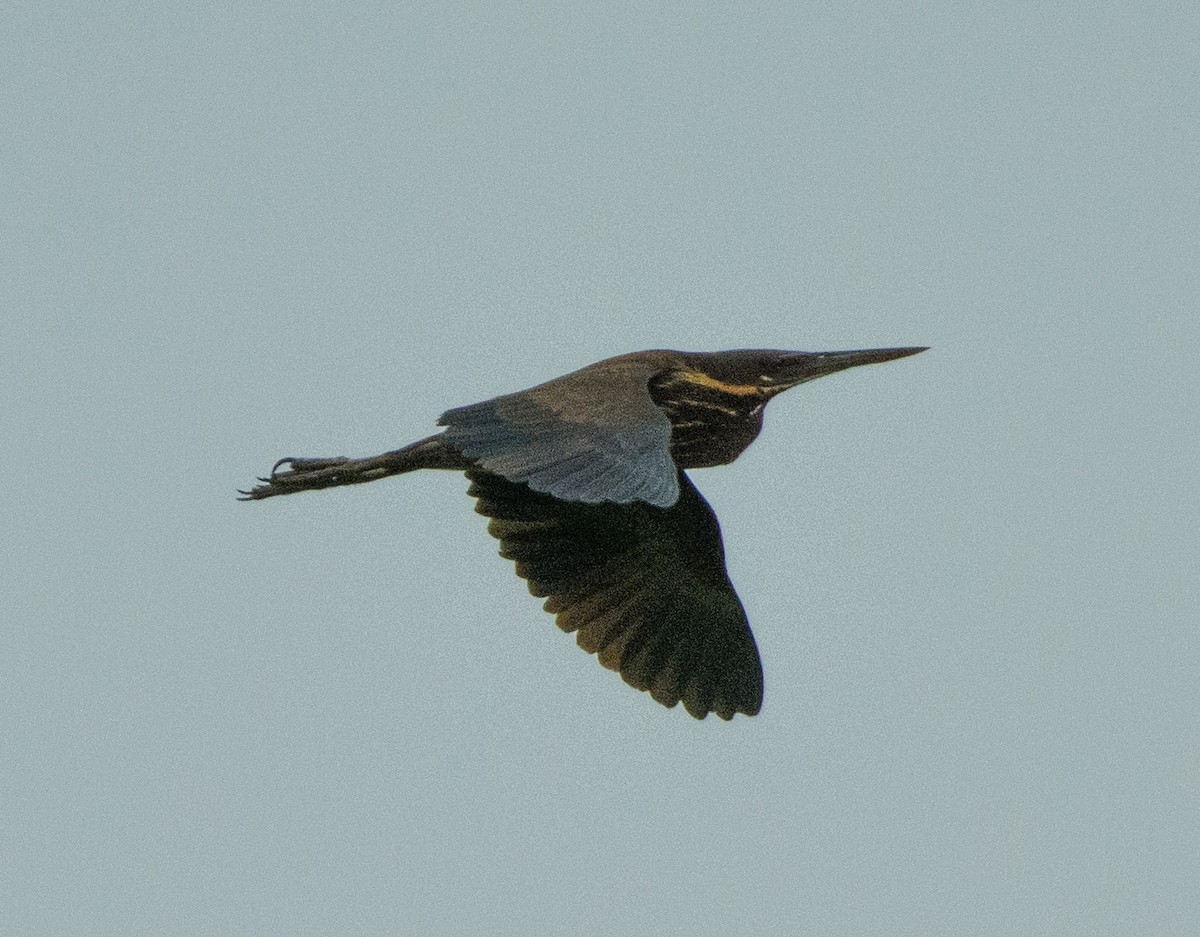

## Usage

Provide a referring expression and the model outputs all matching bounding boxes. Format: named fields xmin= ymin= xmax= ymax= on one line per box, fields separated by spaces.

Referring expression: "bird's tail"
xmin=238 ymin=433 xmax=470 ymax=501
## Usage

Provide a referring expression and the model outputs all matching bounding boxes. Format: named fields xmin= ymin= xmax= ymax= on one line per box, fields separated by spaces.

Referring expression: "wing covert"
xmin=439 ymin=359 xmax=679 ymax=508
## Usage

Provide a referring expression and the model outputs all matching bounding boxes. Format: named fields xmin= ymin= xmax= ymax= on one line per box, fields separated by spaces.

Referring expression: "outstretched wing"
xmin=439 ymin=359 xmax=679 ymax=508
xmin=467 ymin=467 xmax=763 ymax=720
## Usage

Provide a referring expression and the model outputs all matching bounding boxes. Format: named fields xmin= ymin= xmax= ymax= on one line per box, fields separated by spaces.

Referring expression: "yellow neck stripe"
xmin=679 ymin=371 xmax=762 ymax=396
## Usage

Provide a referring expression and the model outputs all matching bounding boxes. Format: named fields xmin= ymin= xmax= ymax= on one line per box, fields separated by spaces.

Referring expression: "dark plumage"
xmin=241 ymin=346 xmax=926 ymax=719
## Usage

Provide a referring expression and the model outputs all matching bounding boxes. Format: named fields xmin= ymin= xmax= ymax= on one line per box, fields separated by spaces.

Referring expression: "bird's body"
xmin=242 ymin=346 xmax=926 ymax=719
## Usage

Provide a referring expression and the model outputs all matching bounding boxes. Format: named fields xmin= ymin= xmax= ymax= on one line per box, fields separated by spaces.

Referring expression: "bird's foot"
xmin=237 ymin=455 xmax=352 ymax=500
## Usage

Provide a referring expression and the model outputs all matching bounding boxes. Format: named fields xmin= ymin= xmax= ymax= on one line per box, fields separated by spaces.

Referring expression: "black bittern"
xmin=241 ymin=346 xmax=926 ymax=719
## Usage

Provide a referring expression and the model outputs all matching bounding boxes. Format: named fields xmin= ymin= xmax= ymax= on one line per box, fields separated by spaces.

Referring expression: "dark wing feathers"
xmin=440 ymin=360 xmax=679 ymax=508
xmin=467 ymin=467 xmax=763 ymax=720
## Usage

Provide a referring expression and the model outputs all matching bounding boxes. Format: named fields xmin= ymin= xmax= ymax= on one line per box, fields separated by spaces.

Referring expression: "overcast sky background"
xmin=4 ymin=3 xmax=1197 ymax=935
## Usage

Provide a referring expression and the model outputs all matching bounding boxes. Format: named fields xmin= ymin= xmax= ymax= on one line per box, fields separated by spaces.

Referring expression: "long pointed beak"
xmin=767 ymin=346 xmax=928 ymax=392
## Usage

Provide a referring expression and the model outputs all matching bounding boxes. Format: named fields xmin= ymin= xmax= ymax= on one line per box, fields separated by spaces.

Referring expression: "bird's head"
xmin=674 ymin=346 xmax=929 ymax=400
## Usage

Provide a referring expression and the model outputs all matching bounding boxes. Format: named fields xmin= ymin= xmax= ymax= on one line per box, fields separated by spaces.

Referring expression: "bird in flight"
xmin=241 ymin=346 xmax=926 ymax=719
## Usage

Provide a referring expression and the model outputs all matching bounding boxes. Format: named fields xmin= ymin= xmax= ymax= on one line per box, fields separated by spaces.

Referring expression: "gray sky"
xmin=4 ymin=2 xmax=1197 ymax=935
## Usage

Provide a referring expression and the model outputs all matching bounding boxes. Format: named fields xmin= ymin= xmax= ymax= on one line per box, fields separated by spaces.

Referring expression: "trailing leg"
xmin=239 ymin=434 xmax=469 ymax=500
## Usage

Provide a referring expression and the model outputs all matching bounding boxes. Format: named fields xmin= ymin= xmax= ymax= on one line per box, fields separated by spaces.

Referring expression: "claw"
xmin=271 ymin=456 xmax=350 ymax=476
